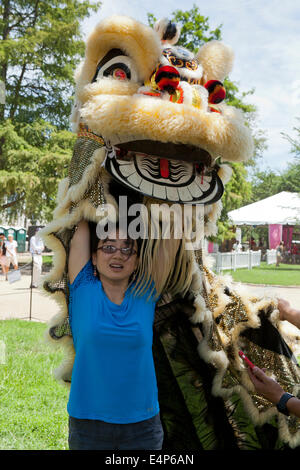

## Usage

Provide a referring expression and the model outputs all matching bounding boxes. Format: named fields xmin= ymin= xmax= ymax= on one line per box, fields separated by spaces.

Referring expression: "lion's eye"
xmin=92 ymin=50 xmax=138 ymax=83
xmin=167 ymin=56 xmax=185 ymax=68
xmin=112 ymin=68 xmax=128 ymax=80
xmin=186 ymin=61 xmax=198 ymax=71
xmin=169 ymin=56 xmax=177 ymax=66
xmin=175 ymin=59 xmax=183 ymax=67
xmin=102 ymin=63 xmax=131 ymax=80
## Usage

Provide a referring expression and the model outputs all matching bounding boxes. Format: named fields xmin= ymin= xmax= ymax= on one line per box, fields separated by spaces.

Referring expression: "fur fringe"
xmin=192 ymin=266 xmax=300 ymax=447
xmin=80 ymin=92 xmax=254 ymax=164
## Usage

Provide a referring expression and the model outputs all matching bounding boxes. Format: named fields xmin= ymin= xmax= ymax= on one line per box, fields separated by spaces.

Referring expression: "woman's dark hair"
xmin=89 ymin=219 xmax=142 ymax=257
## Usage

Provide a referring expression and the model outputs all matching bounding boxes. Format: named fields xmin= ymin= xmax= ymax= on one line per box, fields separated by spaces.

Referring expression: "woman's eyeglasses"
xmin=97 ymin=245 xmax=137 ymax=258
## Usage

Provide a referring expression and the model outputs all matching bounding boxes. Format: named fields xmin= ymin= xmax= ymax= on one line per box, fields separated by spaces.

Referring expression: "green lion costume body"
xmin=41 ymin=15 xmax=300 ymax=450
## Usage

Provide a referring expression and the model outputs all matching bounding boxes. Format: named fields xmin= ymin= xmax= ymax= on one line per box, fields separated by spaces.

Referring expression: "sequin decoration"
xmin=43 ymin=228 xmax=74 ymax=296
xmin=77 ymin=123 xmax=105 ymax=145
xmin=251 ymin=394 xmax=274 ymax=412
xmin=69 ymin=174 xmax=106 ymax=213
xmin=241 ymin=336 xmax=300 ymax=436
xmin=202 ymin=265 xmax=216 ymax=288
xmin=84 ymin=174 xmax=106 ymax=209
xmin=68 ymin=125 xmax=105 ymax=187
xmin=207 ymin=322 xmax=223 ymax=352
xmin=50 ymin=317 xmax=72 ymax=340
xmin=217 ymin=294 xmax=249 ymax=339
xmin=194 ymin=252 xmax=300 ymax=443
xmin=194 ymin=248 xmax=204 ymax=268
xmin=286 ymin=415 xmax=300 ymax=436
xmin=208 ymin=292 xmax=218 ymax=311
xmin=242 ymin=337 xmax=300 ymax=393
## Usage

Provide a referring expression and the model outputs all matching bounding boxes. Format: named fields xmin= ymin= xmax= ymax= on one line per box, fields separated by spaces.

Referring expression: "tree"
xmin=282 ymin=118 xmax=300 ymax=159
xmin=0 ymin=119 xmax=75 ymax=223
xmin=278 ymin=161 xmax=300 ymax=194
xmin=0 ymin=0 xmax=100 ymax=127
xmin=215 ymin=162 xmax=252 ymax=243
xmin=250 ymin=119 xmax=300 ymax=204
xmin=250 ymin=168 xmax=282 ymax=202
xmin=0 ymin=0 xmax=101 ymax=223
xmin=148 ymin=6 xmax=222 ymax=52
xmin=279 ymin=119 xmax=300 ymax=193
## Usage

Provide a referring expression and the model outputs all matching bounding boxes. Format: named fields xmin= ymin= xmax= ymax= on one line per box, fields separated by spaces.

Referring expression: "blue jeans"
xmin=68 ymin=413 xmax=164 ymax=450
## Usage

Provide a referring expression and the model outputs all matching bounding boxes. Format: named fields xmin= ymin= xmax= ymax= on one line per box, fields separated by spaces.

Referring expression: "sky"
xmin=81 ymin=0 xmax=300 ymax=173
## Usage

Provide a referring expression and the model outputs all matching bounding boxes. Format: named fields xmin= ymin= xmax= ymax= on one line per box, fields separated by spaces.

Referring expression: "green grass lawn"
xmin=42 ymin=255 xmax=53 ymax=266
xmin=223 ymin=262 xmax=300 ymax=286
xmin=0 ymin=319 xmax=299 ymax=450
xmin=0 ymin=320 xmax=69 ymax=450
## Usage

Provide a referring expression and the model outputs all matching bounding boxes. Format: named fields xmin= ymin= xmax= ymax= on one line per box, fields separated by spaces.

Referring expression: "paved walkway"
xmin=0 ymin=272 xmax=60 ymax=323
xmin=237 ymin=283 xmax=300 ymax=307
xmin=0 ymin=270 xmax=299 ymax=325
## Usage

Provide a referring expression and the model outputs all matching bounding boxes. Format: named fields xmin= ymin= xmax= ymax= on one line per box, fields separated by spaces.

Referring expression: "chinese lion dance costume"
xmin=41 ymin=15 xmax=300 ymax=449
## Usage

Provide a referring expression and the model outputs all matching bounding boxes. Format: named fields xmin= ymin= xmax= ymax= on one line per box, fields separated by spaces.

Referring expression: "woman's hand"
xmin=277 ymin=298 xmax=300 ymax=329
xmin=247 ymin=366 xmax=284 ymax=404
xmin=248 ymin=366 xmax=300 ymax=418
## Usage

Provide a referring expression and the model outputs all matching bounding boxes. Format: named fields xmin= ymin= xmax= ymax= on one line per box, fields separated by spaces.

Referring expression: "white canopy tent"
xmin=228 ymin=192 xmax=300 ymax=226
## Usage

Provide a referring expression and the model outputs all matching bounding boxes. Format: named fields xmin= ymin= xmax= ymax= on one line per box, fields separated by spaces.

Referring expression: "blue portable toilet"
xmin=16 ymin=228 xmax=26 ymax=253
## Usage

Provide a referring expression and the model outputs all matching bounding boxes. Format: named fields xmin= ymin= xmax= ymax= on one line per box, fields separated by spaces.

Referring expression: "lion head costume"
xmin=41 ymin=15 xmax=300 ymax=449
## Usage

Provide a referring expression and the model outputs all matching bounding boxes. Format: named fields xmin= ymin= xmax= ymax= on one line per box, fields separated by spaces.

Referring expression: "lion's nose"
xmin=154 ymin=65 xmax=180 ymax=94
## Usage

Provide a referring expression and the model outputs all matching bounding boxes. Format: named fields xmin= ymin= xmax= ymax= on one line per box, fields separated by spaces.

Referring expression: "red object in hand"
xmin=239 ymin=350 xmax=255 ymax=370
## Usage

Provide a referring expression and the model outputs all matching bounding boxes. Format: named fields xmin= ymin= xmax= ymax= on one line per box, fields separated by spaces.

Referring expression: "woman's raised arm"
xmin=68 ymin=220 xmax=91 ymax=284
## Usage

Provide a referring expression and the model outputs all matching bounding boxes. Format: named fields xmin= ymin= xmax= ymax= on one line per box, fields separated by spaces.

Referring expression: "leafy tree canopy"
xmin=282 ymin=119 xmax=300 ymax=160
xmin=0 ymin=119 xmax=75 ymax=223
xmin=250 ymin=119 xmax=300 ymax=205
xmin=0 ymin=0 xmax=100 ymax=224
xmin=0 ymin=0 xmax=100 ymax=127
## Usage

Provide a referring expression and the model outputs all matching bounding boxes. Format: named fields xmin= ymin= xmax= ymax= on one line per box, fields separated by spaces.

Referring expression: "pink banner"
xmin=208 ymin=241 xmax=214 ymax=253
xmin=282 ymin=226 xmax=293 ymax=250
xmin=268 ymin=224 xmax=283 ymax=249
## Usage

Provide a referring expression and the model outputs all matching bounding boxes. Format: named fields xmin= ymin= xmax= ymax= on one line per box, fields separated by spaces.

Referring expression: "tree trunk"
xmin=0 ymin=0 xmax=10 ymax=121
xmin=1 ymin=194 xmax=25 ymax=210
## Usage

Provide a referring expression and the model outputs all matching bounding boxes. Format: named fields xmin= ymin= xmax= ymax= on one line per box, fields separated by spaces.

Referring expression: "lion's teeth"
xmin=153 ymin=183 xmax=166 ymax=199
xmin=119 ymin=164 xmax=135 ymax=177
xmin=188 ymin=180 xmax=203 ymax=197
xmin=177 ymin=186 xmax=193 ymax=202
xmin=139 ymin=179 xmax=153 ymax=196
xmin=127 ymin=173 xmax=142 ymax=187
xmin=166 ymin=186 xmax=180 ymax=201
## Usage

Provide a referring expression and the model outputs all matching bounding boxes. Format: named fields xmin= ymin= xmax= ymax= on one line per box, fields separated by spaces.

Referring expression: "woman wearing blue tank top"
xmin=67 ymin=219 xmax=164 ymax=450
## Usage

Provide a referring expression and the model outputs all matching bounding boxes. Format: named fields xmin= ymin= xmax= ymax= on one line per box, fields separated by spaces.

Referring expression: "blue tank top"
xmin=67 ymin=260 xmax=160 ymax=424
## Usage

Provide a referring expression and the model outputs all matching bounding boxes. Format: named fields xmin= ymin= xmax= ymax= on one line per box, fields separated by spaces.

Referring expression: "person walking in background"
xmin=5 ymin=234 xmax=18 ymax=271
xmin=29 ymin=228 xmax=45 ymax=288
xmin=0 ymin=233 xmax=9 ymax=281
xmin=232 ymin=239 xmax=242 ymax=252
xmin=291 ymin=243 xmax=298 ymax=264
xmin=275 ymin=241 xmax=284 ymax=267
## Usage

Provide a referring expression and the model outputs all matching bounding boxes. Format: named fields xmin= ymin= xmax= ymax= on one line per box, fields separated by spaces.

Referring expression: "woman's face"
xmin=92 ymin=229 xmax=138 ymax=284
